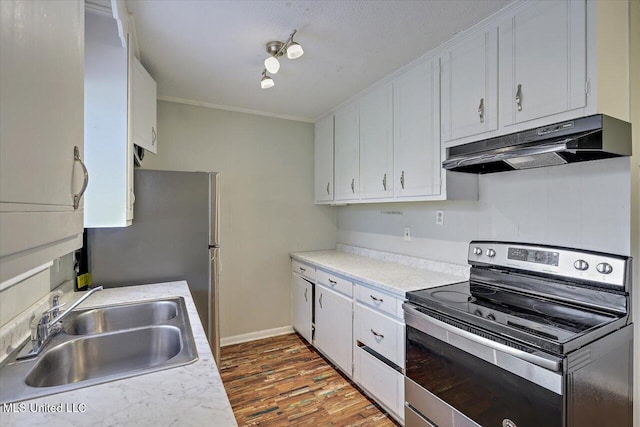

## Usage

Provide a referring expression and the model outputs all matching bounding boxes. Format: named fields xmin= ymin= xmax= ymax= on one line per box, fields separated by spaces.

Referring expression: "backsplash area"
xmin=337 ymin=157 xmax=631 ymax=265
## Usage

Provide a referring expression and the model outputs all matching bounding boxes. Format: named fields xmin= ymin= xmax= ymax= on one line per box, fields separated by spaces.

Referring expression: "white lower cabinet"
xmin=355 ymin=303 xmax=404 ymax=368
xmin=314 ymin=282 xmax=353 ymax=376
xmin=291 ymin=273 xmax=313 ymax=343
xmin=354 ymin=285 xmax=405 ymax=424
xmin=354 ymin=345 xmax=404 ymax=422
xmin=291 ymin=259 xmax=406 ymax=423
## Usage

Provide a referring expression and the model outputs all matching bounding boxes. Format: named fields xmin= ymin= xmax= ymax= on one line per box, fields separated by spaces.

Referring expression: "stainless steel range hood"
xmin=443 ymin=114 xmax=631 ymax=174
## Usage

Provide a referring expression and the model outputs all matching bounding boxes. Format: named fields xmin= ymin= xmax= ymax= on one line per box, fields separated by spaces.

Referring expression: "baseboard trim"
xmin=221 ymin=326 xmax=294 ymax=347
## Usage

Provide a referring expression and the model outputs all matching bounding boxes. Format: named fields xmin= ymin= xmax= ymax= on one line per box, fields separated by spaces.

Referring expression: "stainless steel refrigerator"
xmin=87 ymin=169 xmax=221 ymax=364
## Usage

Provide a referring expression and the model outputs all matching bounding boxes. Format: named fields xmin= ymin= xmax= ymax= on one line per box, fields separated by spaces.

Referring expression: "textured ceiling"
xmin=126 ymin=0 xmax=512 ymax=121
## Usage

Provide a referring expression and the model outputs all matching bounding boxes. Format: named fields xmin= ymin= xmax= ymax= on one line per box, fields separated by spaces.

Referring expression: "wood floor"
xmin=219 ymin=333 xmax=400 ymax=426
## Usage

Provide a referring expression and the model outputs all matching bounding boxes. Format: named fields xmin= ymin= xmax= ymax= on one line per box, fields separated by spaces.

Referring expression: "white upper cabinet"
xmin=359 ymin=83 xmax=394 ymax=200
xmin=84 ymin=9 xmax=133 ymax=228
xmin=441 ymin=27 xmax=498 ymax=142
xmin=0 ymin=0 xmax=85 ymax=282
xmin=131 ymin=57 xmax=158 ymax=154
xmin=314 ymin=115 xmax=334 ymax=203
xmin=393 ymin=59 xmax=441 ymax=198
xmin=334 ymin=103 xmax=360 ymax=202
xmin=500 ymin=0 xmax=587 ymax=127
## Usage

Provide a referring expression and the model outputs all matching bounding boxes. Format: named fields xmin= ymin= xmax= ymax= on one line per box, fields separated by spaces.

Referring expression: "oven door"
xmin=404 ymin=303 xmax=565 ymax=427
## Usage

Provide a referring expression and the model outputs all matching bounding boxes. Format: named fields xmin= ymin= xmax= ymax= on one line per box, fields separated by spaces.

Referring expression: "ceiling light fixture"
xmin=260 ymin=70 xmax=274 ymax=89
xmin=260 ymin=29 xmax=303 ymax=89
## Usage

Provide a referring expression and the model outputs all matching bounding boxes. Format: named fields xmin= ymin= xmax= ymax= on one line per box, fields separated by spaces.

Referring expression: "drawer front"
xmin=291 ymin=260 xmax=316 ymax=282
xmin=354 ymin=345 xmax=404 ymax=422
xmin=317 ymin=269 xmax=353 ymax=297
xmin=355 ymin=284 xmax=403 ymax=319
xmin=355 ymin=303 xmax=404 ymax=367
xmin=405 ymin=404 xmax=436 ymax=427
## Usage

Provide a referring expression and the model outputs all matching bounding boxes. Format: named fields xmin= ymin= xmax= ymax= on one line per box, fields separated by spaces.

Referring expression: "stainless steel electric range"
xmin=404 ymin=241 xmax=633 ymax=427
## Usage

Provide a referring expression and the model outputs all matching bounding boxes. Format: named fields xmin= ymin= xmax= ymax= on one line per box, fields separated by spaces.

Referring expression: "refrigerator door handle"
xmin=209 ymin=173 xmax=220 ymax=247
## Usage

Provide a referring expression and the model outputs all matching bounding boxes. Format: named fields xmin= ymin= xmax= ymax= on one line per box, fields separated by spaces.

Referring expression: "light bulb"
xmin=264 ymin=56 xmax=280 ymax=74
xmin=287 ymin=42 xmax=303 ymax=59
xmin=261 ymin=75 xmax=274 ymax=89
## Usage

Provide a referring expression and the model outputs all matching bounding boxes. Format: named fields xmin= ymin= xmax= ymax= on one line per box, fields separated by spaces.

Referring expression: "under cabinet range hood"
xmin=443 ymin=114 xmax=631 ymax=174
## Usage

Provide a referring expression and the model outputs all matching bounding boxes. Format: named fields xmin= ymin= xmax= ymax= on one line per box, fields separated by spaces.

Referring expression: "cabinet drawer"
xmin=354 ymin=345 xmax=404 ymax=423
xmin=355 ymin=284 xmax=403 ymax=319
xmin=355 ymin=303 xmax=404 ymax=368
xmin=317 ymin=269 xmax=352 ymax=297
xmin=291 ymin=260 xmax=316 ymax=282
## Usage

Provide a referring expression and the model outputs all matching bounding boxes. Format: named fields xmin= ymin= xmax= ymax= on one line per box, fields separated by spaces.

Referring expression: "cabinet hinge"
xmin=585 ymin=79 xmax=591 ymax=96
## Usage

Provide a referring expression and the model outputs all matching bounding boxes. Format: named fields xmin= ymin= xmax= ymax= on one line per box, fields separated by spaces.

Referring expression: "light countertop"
xmin=290 ymin=247 xmax=469 ymax=297
xmin=0 ymin=281 xmax=237 ymax=427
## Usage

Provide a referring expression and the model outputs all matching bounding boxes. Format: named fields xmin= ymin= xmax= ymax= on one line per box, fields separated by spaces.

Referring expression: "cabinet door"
xmin=84 ymin=10 xmax=131 ymax=228
xmin=500 ymin=0 xmax=586 ymax=126
xmin=291 ymin=273 xmax=313 ymax=343
xmin=441 ymin=28 xmax=498 ymax=142
xmin=359 ymin=83 xmax=393 ymax=200
xmin=0 ymin=0 xmax=84 ymax=278
xmin=131 ymin=57 xmax=158 ymax=153
xmin=393 ymin=59 xmax=441 ymax=198
xmin=0 ymin=0 xmax=84 ymax=208
xmin=334 ymin=103 xmax=359 ymax=201
xmin=315 ymin=285 xmax=353 ymax=376
xmin=314 ymin=115 xmax=334 ymax=203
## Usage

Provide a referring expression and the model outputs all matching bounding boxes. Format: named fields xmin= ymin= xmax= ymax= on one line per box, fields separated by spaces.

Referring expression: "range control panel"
xmin=468 ymin=241 xmax=628 ymax=289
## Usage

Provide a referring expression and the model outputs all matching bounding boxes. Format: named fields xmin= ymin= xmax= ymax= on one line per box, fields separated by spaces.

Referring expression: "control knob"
xmin=486 ymin=249 xmax=496 ymax=258
xmin=573 ymin=259 xmax=589 ymax=271
xmin=486 ymin=314 xmax=496 ymax=321
xmin=596 ymin=263 xmax=613 ymax=274
xmin=473 ymin=247 xmax=483 ymax=256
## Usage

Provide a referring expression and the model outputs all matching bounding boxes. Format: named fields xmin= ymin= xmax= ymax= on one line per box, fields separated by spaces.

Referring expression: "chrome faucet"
xmin=17 ymin=286 xmax=103 ymax=360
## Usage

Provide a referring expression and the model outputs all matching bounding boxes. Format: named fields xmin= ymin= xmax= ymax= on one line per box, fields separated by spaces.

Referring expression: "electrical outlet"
xmin=436 ymin=210 xmax=444 ymax=225
xmin=404 ymin=227 xmax=411 ymax=241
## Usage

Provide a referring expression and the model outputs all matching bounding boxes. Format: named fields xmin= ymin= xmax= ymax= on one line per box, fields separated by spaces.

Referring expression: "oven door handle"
xmin=404 ymin=304 xmax=562 ymax=372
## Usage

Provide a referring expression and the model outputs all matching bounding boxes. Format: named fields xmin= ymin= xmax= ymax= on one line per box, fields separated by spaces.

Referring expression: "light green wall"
xmin=143 ymin=101 xmax=337 ymax=339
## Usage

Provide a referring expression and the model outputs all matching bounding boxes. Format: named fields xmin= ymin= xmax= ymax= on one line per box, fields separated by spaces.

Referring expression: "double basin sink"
xmin=0 ymin=297 xmax=198 ymax=403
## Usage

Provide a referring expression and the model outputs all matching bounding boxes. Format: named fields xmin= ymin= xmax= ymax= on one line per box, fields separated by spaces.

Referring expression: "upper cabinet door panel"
xmin=131 ymin=57 xmax=158 ymax=154
xmin=314 ymin=115 xmax=334 ymax=203
xmin=393 ymin=60 xmax=441 ymax=198
xmin=0 ymin=0 xmax=84 ymax=207
xmin=441 ymin=27 xmax=498 ymax=142
xmin=359 ymin=83 xmax=393 ymax=200
xmin=500 ymin=0 xmax=587 ymax=126
xmin=334 ymin=103 xmax=360 ymax=201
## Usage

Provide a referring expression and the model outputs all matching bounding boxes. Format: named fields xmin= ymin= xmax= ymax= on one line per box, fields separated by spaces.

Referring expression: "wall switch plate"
xmin=436 ymin=210 xmax=444 ymax=225
xmin=404 ymin=227 xmax=411 ymax=241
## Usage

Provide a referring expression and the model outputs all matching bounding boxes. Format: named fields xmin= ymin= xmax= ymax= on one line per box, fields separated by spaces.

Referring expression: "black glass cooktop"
xmin=407 ymin=280 xmax=621 ymax=354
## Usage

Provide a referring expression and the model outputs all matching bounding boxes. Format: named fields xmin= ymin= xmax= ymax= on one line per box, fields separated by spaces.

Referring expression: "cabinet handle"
xmin=400 ymin=171 xmax=405 ymax=190
xmin=151 ymin=126 xmax=157 ymax=145
xmin=515 ymin=84 xmax=523 ymax=112
xmin=73 ymin=146 xmax=89 ymax=210
xmin=369 ymin=294 xmax=383 ymax=303
xmin=304 ymin=288 xmax=308 ymax=302
xmin=382 ymin=173 xmax=387 ymax=191
xmin=299 ymin=266 xmax=306 ymax=272
xmin=351 ymin=178 xmax=355 ymax=193
xmin=319 ymin=293 xmax=323 ymax=309
xmin=328 ymin=279 xmax=337 ymax=285
xmin=326 ymin=181 xmax=330 ymax=195
xmin=478 ymin=98 xmax=485 ymax=123
xmin=370 ymin=329 xmax=384 ymax=339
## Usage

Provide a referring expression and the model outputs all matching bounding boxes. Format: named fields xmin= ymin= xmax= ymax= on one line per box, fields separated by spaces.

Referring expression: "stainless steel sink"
xmin=64 ymin=300 xmax=178 ymax=335
xmin=0 ymin=297 xmax=198 ymax=403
